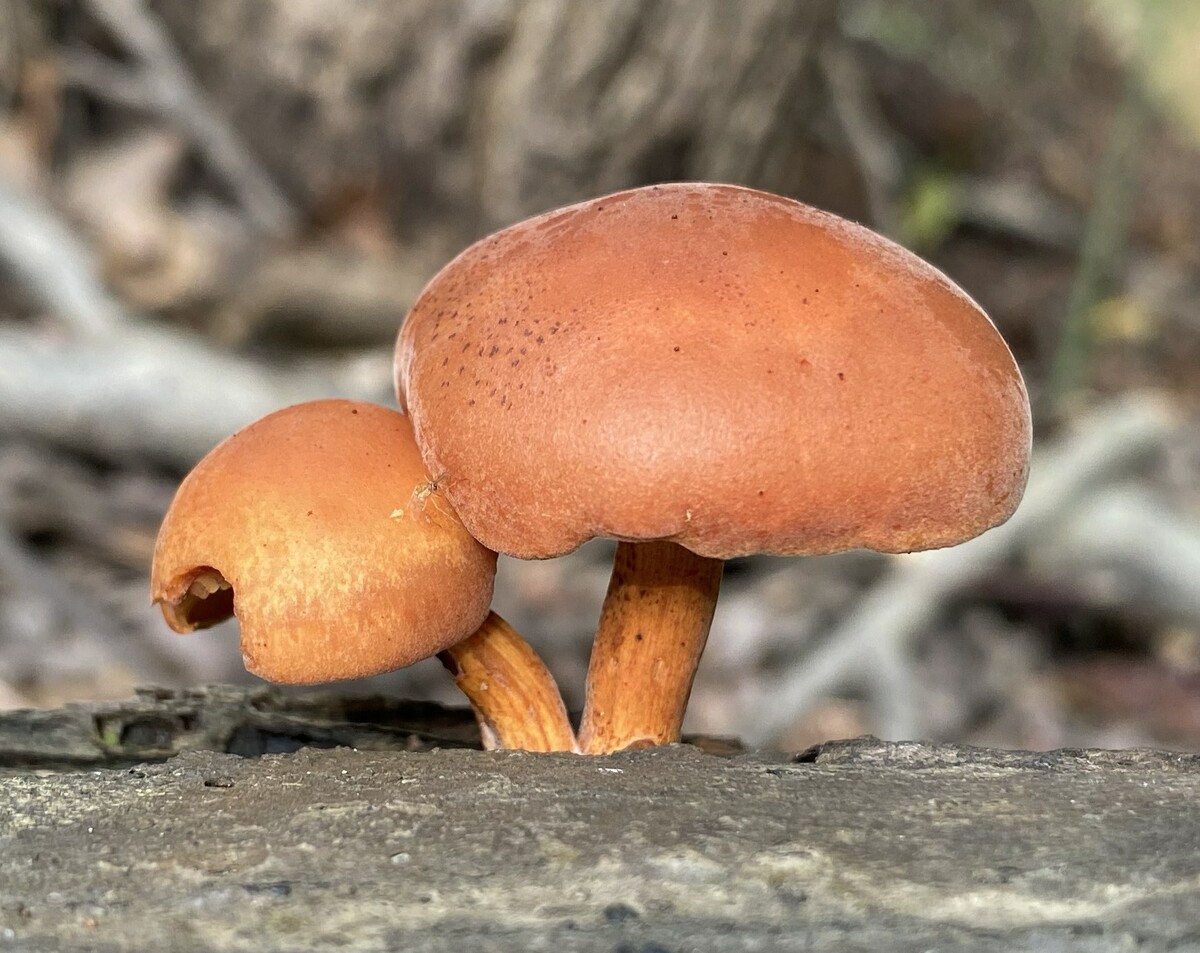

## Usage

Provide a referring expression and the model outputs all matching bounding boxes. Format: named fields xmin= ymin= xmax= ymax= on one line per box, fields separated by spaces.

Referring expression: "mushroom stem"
xmin=438 ymin=611 xmax=578 ymax=753
xmin=578 ymin=541 xmax=724 ymax=754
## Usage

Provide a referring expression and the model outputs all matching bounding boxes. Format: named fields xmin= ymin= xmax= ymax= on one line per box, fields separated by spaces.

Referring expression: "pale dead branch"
xmin=0 ymin=168 xmax=389 ymax=467
xmin=79 ymin=0 xmax=298 ymax=236
xmin=1036 ymin=483 xmax=1200 ymax=627
xmin=0 ymin=325 xmax=391 ymax=467
xmin=0 ymin=174 xmax=126 ymax=336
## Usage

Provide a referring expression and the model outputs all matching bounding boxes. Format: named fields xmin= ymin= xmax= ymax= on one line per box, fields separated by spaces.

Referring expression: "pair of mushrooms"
xmin=153 ymin=183 xmax=1031 ymax=754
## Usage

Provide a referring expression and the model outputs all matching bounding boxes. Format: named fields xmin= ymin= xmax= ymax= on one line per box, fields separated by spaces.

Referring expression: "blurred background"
xmin=1 ymin=0 xmax=1198 ymax=752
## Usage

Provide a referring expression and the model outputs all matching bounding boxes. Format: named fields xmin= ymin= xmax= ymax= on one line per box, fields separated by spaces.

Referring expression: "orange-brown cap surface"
xmin=151 ymin=400 xmax=497 ymax=683
xmin=396 ymin=183 xmax=1031 ymax=561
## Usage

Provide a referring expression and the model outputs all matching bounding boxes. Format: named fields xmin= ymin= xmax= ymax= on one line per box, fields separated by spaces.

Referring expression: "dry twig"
xmin=77 ymin=0 xmax=298 ymax=236
xmin=818 ymin=42 xmax=905 ymax=233
xmin=0 ymin=175 xmax=125 ymax=336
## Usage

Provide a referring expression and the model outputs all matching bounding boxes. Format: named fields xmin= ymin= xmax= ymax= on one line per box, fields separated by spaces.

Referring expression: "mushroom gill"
xmin=160 ymin=568 xmax=234 ymax=631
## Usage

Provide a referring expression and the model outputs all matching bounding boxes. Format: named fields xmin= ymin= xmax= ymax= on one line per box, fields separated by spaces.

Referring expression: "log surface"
xmin=1 ymin=690 xmax=1198 ymax=951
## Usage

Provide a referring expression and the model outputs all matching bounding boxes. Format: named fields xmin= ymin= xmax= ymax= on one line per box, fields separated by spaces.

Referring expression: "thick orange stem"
xmin=578 ymin=541 xmax=724 ymax=754
xmin=439 ymin=611 xmax=578 ymax=753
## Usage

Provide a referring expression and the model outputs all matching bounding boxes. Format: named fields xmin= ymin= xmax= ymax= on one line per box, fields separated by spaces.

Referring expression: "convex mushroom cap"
xmin=151 ymin=399 xmax=497 ymax=684
xmin=396 ymin=183 xmax=1031 ymax=561
xmin=396 ymin=182 xmax=1033 ymax=753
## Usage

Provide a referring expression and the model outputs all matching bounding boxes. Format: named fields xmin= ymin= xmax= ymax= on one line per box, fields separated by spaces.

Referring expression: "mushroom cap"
xmin=151 ymin=400 xmax=497 ymax=683
xmin=396 ymin=183 xmax=1031 ymax=561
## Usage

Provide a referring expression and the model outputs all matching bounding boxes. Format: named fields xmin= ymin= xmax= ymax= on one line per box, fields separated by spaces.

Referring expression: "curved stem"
xmin=578 ymin=541 xmax=724 ymax=754
xmin=439 ymin=611 xmax=578 ymax=753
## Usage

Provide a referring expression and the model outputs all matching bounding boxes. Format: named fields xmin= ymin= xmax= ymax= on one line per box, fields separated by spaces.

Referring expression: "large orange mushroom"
xmin=152 ymin=399 xmax=575 ymax=752
xmin=396 ymin=183 xmax=1031 ymax=754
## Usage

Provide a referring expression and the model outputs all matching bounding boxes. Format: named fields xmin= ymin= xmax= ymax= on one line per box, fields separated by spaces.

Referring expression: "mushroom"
xmin=151 ymin=399 xmax=576 ymax=752
xmin=395 ymin=183 xmax=1032 ymax=754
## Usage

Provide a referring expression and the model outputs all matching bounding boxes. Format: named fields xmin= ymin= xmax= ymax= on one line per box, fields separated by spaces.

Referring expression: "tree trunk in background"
xmin=149 ymin=0 xmax=840 ymax=261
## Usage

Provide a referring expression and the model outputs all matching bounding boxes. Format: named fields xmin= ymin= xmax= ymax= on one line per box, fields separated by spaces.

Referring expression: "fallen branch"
xmin=0 ymin=169 xmax=389 ymax=467
xmin=743 ymin=397 xmax=1177 ymax=746
xmin=818 ymin=42 xmax=905 ymax=234
xmin=79 ymin=0 xmax=297 ymax=236
xmin=58 ymin=45 xmax=157 ymax=111
xmin=1036 ymin=483 xmax=1200 ymax=627
xmin=0 ymin=326 xmax=391 ymax=468
xmin=956 ymin=177 xmax=1084 ymax=252
xmin=0 ymin=175 xmax=125 ymax=337
xmin=214 ymin=247 xmax=430 ymax=348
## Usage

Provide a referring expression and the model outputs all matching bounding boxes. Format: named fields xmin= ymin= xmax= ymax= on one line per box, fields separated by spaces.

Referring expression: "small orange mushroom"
xmin=152 ymin=399 xmax=576 ymax=752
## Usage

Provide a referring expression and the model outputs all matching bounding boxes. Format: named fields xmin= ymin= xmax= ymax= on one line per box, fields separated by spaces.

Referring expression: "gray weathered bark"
xmin=2 ymin=706 xmax=1197 ymax=951
xmin=0 ymin=686 xmax=482 ymax=768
